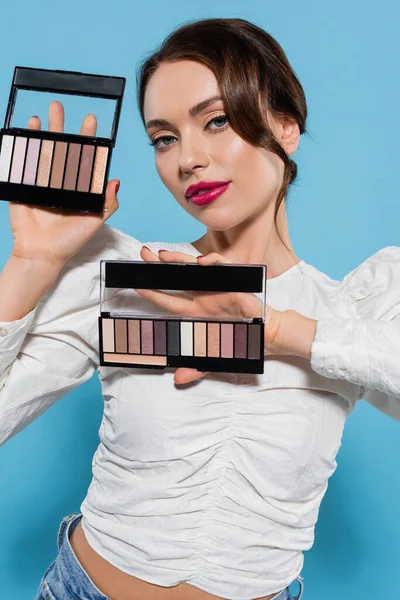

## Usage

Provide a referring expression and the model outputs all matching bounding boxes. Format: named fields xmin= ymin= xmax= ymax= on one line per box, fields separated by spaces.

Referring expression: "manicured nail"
xmin=142 ymin=245 xmax=150 ymax=251
xmin=198 ymin=255 xmax=205 ymax=258
xmin=115 ymin=181 xmax=120 ymax=194
xmin=32 ymin=115 xmax=39 ymax=119
xmin=159 ymin=249 xmax=168 ymax=253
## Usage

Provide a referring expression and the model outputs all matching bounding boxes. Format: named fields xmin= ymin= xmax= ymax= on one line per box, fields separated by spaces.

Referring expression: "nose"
xmin=178 ymin=131 xmax=210 ymax=175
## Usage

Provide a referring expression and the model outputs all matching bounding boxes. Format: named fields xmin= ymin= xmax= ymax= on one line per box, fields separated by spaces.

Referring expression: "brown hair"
xmin=137 ymin=18 xmax=308 ymax=252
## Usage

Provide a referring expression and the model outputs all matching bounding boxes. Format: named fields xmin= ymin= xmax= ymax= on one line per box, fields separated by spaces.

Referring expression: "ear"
xmin=279 ymin=115 xmax=300 ymax=155
xmin=267 ymin=111 xmax=300 ymax=155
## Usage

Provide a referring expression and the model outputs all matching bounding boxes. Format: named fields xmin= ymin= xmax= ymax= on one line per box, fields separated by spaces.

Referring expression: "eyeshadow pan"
xmin=63 ymin=143 xmax=81 ymax=190
xmin=154 ymin=321 xmax=167 ymax=355
xmin=102 ymin=318 xmax=115 ymax=352
xmin=115 ymin=319 xmax=128 ymax=353
xmin=248 ymin=324 xmax=261 ymax=359
xmin=36 ymin=140 xmax=54 ymax=187
xmin=22 ymin=138 xmax=41 ymax=185
xmin=181 ymin=322 xmax=193 ymax=356
xmin=128 ymin=320 xmax=140 ymax=353
xmin=77 ymin=144 xmax=95 ymax=192
xmin=104 ymin=353 xmax=167 ymax=366
xmin=167 ymin=321 xmax=180 ymax=356
xmin=9 ymin=136 xmax=27 ymax=183
xmin=234 ymin=323 xmax=247 ymax=359
xmin=194 ymin=322 xmax=207 ymax=356
xmin=141 ymin=320 xmax=153 ymax=354
xmin=90 ymin=146 xmax=108 ymax=194
xmin=50 ymin=141 xmax=68 ymax=188
xmin=207 ymin=322 xmax=220 ymax=357
xmin=221 ymin=323 xmax=234 ymax=358
xmin=0 ymin=135 xmax=15 ymax=181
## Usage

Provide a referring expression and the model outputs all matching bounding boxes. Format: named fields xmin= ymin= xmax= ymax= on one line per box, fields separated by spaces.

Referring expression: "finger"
xmin=27 ymin=115 xmax=41 ymax=130
xmin=174 ymin=368 xmax=208 ymax=385
xmin=158 ymin=249 xmax=198 ymax=263
xmin=140 ymin=245 xmax=160 ymax=261
xmin=102 ymin=179 xmax=120 ymax=220
xmin=135 ymin=288 xmax=193 ymax=315
xmin=48 ymin=101 xmax=64 ymax=132
xmin=196 ymin=252 xmax=232 ymax=265
xmin=80 ymin=113 xmax=97 ymax=137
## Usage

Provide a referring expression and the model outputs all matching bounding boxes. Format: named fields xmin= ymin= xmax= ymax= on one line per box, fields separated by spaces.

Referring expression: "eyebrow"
xmin=145 ymin=95 xmax=223 ymax=130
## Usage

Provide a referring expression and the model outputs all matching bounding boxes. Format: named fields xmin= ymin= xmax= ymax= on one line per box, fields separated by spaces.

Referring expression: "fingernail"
xmin=142 ymin=245 xmax=150 ymax=251
xmin=197 ymin=255 xmax=205 ymax=259
xmin=32 ymin=115 xmax=39 ymax=119
xmin=115 ymin=181 xmax=120 ymax=194
xmin=158 ymin=249 xmax=168 ymax=253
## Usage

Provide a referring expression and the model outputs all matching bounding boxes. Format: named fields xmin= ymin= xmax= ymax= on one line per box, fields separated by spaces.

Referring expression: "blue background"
xmin=0 ymin=1 xmax=399 ymax=598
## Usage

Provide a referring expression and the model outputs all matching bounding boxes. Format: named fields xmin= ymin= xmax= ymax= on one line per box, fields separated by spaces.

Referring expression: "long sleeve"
xmin=310 ymin=246 xmax=400 ymax=420
xmin=0 ymin=224 xmax=142 ymax=445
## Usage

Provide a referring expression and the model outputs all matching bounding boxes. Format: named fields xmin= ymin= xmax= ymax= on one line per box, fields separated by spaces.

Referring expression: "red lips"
xmin=185 ymin=180 xmax=230 ymax=198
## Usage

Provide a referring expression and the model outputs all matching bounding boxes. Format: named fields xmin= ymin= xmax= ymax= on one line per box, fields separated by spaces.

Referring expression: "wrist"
xmin=0 ymin=254 xmax=63 ymax=322
xmin=9 ymin=252 xmax=65 ymax=281
xmin=281 ymin=310 xmax=317 ymax=359
xmin=266 ymin=309 xmax=317 ymax=359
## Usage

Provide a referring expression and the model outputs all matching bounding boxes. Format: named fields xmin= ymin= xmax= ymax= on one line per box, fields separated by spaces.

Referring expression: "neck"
xmin=191 ymin=199 xmax=299 ymax=279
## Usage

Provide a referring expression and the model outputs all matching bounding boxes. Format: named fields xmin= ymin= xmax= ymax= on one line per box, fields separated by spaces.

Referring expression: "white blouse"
xmin=0 ymin=224 xmax=399 ymax=600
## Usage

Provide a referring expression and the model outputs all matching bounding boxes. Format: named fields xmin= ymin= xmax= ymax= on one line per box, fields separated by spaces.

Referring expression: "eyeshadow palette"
xmin=99 ymin=260 xmax=267 ymax=374
xmin=0 ymin=67 xmax=125 ymax=212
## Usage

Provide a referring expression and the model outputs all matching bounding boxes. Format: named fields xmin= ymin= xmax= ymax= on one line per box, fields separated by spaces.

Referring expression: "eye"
xmin=149 ymin=134 xmax=177 ymax=151
xmin=206 ymin=114 xmax=229 ymax=130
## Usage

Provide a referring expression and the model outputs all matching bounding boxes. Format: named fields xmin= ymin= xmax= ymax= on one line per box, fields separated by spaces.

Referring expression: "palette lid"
xmin=100 ymin=260 xmax=267 ymax=322
xmin=3 ymin=66 xmax=126 ymax=143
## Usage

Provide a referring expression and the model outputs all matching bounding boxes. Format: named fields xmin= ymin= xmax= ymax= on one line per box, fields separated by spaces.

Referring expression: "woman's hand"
xmin=9 ymin=101 xmax=120 ymax=270
xmin=137 ymin=246 xmax=317 ymax=385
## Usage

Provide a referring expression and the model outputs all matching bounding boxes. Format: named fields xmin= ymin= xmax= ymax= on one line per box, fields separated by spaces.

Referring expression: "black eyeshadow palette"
xmin=99 ymin=260 xmax=267 ymax=374
xmin=0 ymin=67 xmax=125 ymax=212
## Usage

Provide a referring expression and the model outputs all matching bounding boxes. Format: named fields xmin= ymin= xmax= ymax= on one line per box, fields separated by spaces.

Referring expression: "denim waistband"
xmin=56 ymin=512 xmax=110 ymax=599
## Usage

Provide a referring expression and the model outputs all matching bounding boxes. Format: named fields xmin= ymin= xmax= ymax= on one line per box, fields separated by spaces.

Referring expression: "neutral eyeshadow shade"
xmin=102 ymin=319 xmax=115 ymax=352
xmin=9 ymin=137 xmax=27 ymax=183
xmin=180 ymin=322 xmax=193 ymax=356
xmin=50 ymin=141 xmax=68 ymax=188
xmin=104 ymin=353 xmax=167 ymax=366
xmin=128 ymin=320 xmax=140 ymax=353
xmin=207 ymin=323 xmax=220 ymax=357
xmin=167 ymin=321 xmax=180 ymax=356
xmin=115 ymin=319 xmax=128 ymax=353
xmin=248 ymin=324 xmax=261 ymax=359
xmin=0 ymin=135 xmax=15 ymax=181
xmin=221 ymin=323 xmax=234 ymax=358
xmin=141 ymin=320 xmax=154 ymax=354
xmin=90 ymin=146 xmax=108 ymax=194
xmin=194 ymin=322 xmax=207 ymax=357
xmin=36 ymin=140 xmax=54 ymax=187
xmin=63 ymin=143 xmax=81 ymax=190
xmin=154 ymin=321 xmax=167 ymax=355
xmin=234 ymin=323 xmax=247 ymax=359
xmin=22 ymin=138 xmax=41 ymax=185
xmin=77 ymin=144 xmax=95 ymax=192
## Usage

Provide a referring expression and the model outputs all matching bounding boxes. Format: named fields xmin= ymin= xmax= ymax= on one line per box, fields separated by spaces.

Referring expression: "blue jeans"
xmin=35 ymin=513 xmax=304 ymax=600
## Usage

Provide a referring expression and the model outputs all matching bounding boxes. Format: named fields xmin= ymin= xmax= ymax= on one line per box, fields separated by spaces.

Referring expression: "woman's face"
xmin=143 ymin=60 xmax=299 ymax=231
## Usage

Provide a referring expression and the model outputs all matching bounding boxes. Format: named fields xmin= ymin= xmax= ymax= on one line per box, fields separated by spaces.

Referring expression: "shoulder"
xmin=340 ymin=246 xmax=400 ymax=319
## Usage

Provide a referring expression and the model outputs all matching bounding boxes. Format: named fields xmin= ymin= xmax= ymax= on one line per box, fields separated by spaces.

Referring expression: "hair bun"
xmin=289 ymin=159 xmax=297 ymax=184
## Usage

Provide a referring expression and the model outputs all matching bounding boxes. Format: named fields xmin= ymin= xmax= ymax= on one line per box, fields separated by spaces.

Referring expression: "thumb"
xmin=102 ymin=179 xmax=120 ymax=221
xmin=174 ymin=368 xmax=208 ymax=385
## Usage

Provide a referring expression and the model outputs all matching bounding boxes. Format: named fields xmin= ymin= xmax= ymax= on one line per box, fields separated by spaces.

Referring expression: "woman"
xmin=0 ymin=17 xmax=399 ymax=600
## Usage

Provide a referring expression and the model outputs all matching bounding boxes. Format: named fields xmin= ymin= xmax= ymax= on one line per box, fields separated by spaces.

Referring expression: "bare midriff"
xmin=69 ymin=520 xmax=280 ymax=600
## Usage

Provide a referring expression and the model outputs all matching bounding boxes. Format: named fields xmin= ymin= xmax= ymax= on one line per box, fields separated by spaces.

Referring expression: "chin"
xmin=195 ymin=211 xmax=251 ymax=231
